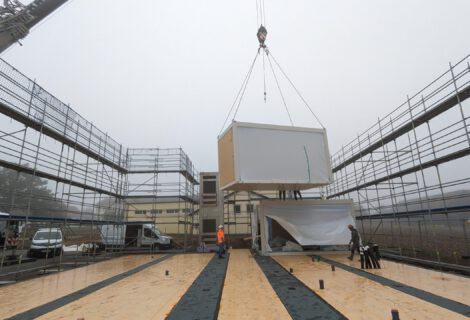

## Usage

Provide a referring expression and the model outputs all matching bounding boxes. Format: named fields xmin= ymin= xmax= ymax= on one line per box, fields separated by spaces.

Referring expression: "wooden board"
xmin=327 ymin=254 xmax=470 ymax=306
xmin=0 ymin=255 xmax=158 ymax=319
xmin=218 ymin=127 xmax=235 ymax=189
xmin=218 ymin=249 xmax=291 ymax=320
xmin=273 ymin=255 xmax=469 ymax=320
xmin=37 ymin=254 xmax=212 ymax=320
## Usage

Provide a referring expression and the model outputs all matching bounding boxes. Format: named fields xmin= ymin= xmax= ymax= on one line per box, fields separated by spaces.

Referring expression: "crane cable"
xmin=269 ymin=52 xmax=325 ymax=129
xmin=262 ymin=0 xmax=266 ymax=26
xmin=255 ymin=0 xmax=259 ymax=28
xmin=265 ymin=49 xmax=294 ymax=126
xmin=220 ymin=1 xmax=325 ymax=132
xmin=256 ymin=0 xmax=266 ymax=28
xmin=262 ymin=49 xmax=267 ymax=103
xmin=219 ymin=50 xmax=259 ymax=135
xmin=257 ymin=0 xmax=324 ymax=129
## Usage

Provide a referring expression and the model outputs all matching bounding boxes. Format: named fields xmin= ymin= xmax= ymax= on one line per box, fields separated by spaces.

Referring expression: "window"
xmin=202 ymin=219 xmax=216 ymax=233
xmin=234 ymin=205 xmax=241 ymax=214
xmin=150 ymin=209 xmax=163 ymax=214
xmin=246 ymin=204 xmax=254 ymax=213
xmin=144 ymin=228 xmax=156 ymax=238
xmin=135 ymin=210 xmax=147 ymax=215
xmin=181 ymin=208 xmax=192 ymax=214
xmin=203 ymin=180 xmax=216 ymax=194
xmin=201 ymin=174 xmax=218 ymax=206
xmin=34 ymin=231 xmax=61 ymax=240
xmin=166 ymin=209 xmax=180 ymax=214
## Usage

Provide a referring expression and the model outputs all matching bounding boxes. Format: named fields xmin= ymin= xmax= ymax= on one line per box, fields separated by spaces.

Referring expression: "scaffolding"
xmin=327 ymin=54 xmax=470 ymax=266
xmin=125 ymin=148 xmax=199 ymax=250
xmin=0 ymin=57 xmax=199 ymax=276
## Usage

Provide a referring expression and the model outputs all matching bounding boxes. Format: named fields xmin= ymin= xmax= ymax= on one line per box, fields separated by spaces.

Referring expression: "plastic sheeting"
xmin=259 ymin=200 xmax=354 ymax=254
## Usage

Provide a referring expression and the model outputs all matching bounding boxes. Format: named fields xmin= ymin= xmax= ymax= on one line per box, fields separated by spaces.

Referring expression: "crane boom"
xmin=0 ymin=0 xmax=69 ymax=53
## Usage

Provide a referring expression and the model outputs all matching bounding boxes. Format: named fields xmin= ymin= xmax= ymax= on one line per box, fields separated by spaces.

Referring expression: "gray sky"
xmin=2 ymin=0 xmax=469 ymax=172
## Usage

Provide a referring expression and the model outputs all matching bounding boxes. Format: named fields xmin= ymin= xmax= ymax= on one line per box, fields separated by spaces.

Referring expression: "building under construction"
xmin=0 ymin=1 xmax=469 ymax=319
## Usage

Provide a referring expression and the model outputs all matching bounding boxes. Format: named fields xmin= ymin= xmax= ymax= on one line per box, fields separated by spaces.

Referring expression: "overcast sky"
xmin=1 ymin=0 xmax=469 ymax=172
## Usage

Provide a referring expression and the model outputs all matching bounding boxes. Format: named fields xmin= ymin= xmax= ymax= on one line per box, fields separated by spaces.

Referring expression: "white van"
xmin=28 ymin=228 xmax=63 ymax=257
xmin=100 ymin=224 xmax=172 ymax=249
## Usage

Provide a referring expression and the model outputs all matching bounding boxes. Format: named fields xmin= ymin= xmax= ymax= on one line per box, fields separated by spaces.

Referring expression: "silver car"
xmin=28 ymin=228 xmax=63 ymax=257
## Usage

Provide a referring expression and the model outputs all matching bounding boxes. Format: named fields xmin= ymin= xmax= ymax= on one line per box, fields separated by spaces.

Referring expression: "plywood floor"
xmin=2 ymin=252 xmax=469 ymax=320
xmin=274 ymin=255 xmax=469 ymax=320
xmin=218 ymin=249 xmax=291 ymax=320
xmin=37 ymin=253 xmax=212 ymax=320
xmin=327 ymin=254 xmax=470 ymax=306
xmin=0 ymin=255 xmax=158 ymax=319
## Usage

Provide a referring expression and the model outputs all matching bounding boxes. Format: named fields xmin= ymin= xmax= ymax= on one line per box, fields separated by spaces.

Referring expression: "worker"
xmin=257 ymin=25 xmax=267 ymax=47
xmin=347 ymin=224 xmax=361 ymax=260
xmin=294 ymin=190 xmax=302 ymax=200
xmin=6 ymin=225 xmax=19 ymax=260
xmin=216 ymin=225 xmax=225 ymax=259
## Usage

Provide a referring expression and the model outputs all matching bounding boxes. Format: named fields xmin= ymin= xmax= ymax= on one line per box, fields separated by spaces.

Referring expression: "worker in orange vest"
xmin=216 ymin=225 xmax=225 ymax=259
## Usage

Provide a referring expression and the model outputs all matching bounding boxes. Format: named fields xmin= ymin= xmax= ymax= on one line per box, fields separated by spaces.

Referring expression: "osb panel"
xmin=0 ymin=255 xmax=158 ymax=319
xmin=274 ymin=255 xmax=470 ymax=320
xmin=218 ymin=249 xmax=291 ymax=320
xmin=36 ymin=254 xmax=213 ymax=320
xmin=218 ymin=128 xmax=235 ymax=188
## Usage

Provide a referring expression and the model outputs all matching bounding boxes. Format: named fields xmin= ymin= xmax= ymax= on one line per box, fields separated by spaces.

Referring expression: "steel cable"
xmin=219 ymin=50 xmax=259 ymax=135
xmin=266 ymin=52 xmax=294 ymax=126
xmin=269 ymin=52 xmax=325 ymax=128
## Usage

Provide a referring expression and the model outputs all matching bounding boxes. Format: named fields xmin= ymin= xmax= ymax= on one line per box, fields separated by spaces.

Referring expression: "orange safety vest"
xmin=217 ymin=229 xmax=225 ymax=244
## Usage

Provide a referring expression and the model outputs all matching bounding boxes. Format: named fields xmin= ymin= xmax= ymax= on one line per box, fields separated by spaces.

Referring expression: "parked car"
xmin=28 ymin=228 xmax=63 ymax=257
xmin=0 ymin=212 xmax=9 ymax=246
xmin=100 ymin=224 xmax=172 ymax=249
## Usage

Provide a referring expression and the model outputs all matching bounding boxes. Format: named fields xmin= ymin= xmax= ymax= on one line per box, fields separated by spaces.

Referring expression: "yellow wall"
xmin=126 ymin=201 xmax=196 ymax=235
xmin=125 ymin=191 xmax=274 ymax=235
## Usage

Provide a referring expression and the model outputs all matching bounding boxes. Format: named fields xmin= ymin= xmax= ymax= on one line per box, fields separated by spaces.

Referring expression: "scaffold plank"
xmin=329 ymin=146 xmax=470 ymax=198
xmin=333 ymin=84 xmax=470 ymax=173
xmin=0 ymin=101 xmax=126 ymax=172
xmin=0 ymin=158 xmax=120 ymax=198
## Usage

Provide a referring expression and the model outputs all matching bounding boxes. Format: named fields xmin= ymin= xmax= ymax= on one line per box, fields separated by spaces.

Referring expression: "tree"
xmin=0 ymin=166 xmax=64 ymax=217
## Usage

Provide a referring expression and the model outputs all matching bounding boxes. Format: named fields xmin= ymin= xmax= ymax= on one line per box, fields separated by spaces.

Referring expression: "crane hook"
xmin=257 ymin=25 xmax=267 ymax=48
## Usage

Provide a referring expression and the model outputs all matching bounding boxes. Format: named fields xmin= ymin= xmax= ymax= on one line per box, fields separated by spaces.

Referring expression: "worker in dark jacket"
xmin=293 ymin=190 xmax=302 ymax=200
xmin=347 ymin=224 xmax=361 ymax=260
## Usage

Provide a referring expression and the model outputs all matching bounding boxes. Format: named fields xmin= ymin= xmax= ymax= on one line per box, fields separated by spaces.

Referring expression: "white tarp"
xmin=259 ymin=200 xmax=354 ymax=254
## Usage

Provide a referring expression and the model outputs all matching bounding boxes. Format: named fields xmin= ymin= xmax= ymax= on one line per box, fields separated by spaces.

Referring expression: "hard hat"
xmin=218 ymin=225 xmax=224 ymax=229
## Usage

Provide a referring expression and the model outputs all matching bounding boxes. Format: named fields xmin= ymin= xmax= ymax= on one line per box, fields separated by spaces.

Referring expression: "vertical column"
xmin=407 ymin=95 xmax=441 ymax=263
xmin=449 ymin=62 xmax=470 ymax=147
